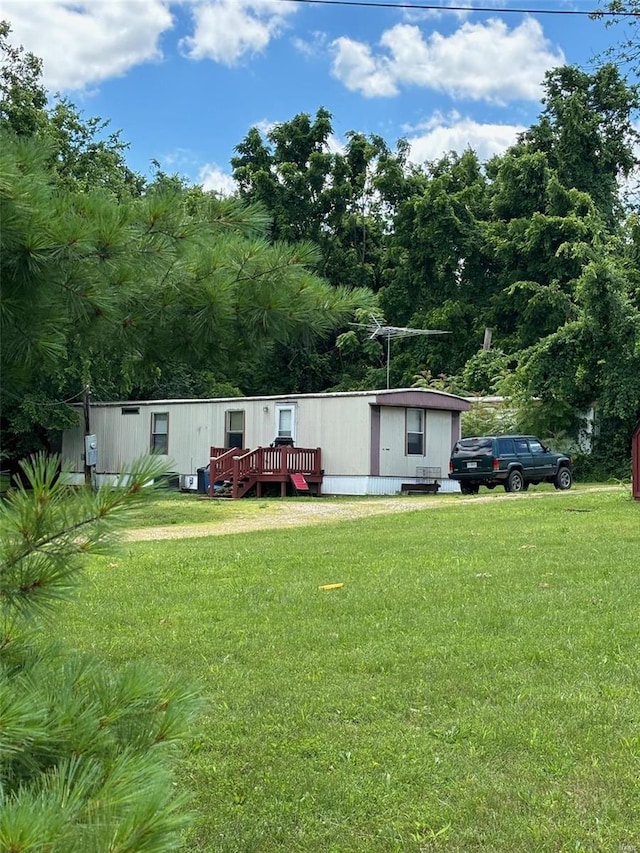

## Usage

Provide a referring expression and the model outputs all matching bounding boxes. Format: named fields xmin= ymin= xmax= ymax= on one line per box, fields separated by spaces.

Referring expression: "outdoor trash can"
xmin=197 ymin=466 xmax=209 ymax=494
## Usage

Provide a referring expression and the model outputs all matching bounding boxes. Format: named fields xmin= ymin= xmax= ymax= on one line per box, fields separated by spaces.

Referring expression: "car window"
xmin=514 ymin=439 xmax=529 ymax=454
xmin=497 ymin=438 xmax=515 ymax=455
xmin=528 ymin=440 xmax=544 ymax=454
xmin=453 ymin=438 xmax=493 ymax=456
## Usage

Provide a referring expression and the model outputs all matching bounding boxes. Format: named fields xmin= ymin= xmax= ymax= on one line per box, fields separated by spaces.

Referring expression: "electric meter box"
xmin=84 ymin=434 xmax=98 ymax=467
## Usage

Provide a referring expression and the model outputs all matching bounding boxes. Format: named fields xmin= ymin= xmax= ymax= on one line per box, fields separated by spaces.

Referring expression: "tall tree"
xmin=1 ymin=21 xmax=146 ymax=197
xmin=232 ymin=109 xmax=407 ymax=391
xmin=379 ymin=149 xmax=496 ymax=380
xmin=592 ymin=1 xmax=640 ymax=76
xmin=231 ymin=109 xmax=405 ymax=292
xmin=0 ymin=20 xmax=47 ymax=136
xmin=520 ymin=64 xmax=639 ymax=222
xmin=515 ymin=253 xmax=640 ymax=473
xmin=486 ymin=169 xmax=603 ymax=350
xmin=0 ymin=133 xmax=373 ymax=459
xmin=47 ymin=98 xmax=146 ymax=197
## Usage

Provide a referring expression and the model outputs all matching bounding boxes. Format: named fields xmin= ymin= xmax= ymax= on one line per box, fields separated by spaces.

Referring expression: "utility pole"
xmin=83 ymin=384 xmax=97 ymax=488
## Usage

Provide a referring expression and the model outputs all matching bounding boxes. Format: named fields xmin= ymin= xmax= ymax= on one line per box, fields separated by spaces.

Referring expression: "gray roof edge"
xmin=78 ymin=388 xmax=470 ymax=408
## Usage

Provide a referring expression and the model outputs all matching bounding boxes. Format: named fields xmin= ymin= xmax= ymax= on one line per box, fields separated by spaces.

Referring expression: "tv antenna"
xmin=351 ymin=315 xmax=450 ymax=389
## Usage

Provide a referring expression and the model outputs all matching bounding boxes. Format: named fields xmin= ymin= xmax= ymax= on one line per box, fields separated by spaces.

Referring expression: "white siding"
xmin=305 ymin=395 xmax=372 ymax=475
xmin=60 ymin=389 xmax=467 ymax=494
xmin=378 ymin=407 xmax=451 ymax=479
xmin=424 ymin=410 xmax=453 ymax=479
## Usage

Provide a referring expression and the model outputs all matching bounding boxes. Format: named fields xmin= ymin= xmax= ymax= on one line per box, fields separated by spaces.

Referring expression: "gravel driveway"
xmin=123 ymin=487 xmax=617 ymax=542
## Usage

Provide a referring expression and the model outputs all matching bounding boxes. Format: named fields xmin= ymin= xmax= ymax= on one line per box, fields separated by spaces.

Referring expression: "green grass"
xmin=57 ymin=489 xmax=640 ymax=852
xmin=123 ymin=489 xmax=280 ymax=528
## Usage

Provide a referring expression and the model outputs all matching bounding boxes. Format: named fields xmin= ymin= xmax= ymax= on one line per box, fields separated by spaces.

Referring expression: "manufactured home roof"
xmin=85 ymin=388 xmax=469 ymax=411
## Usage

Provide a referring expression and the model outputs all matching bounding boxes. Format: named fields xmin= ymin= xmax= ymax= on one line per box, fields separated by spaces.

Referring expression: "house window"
xmin=225 ymin=410 xmax=245 ymax=449
xmin=275 ymin=404 xmax=296 ymax=445
xmin=151 ymin=412 xmax=169 ymax=454
xmin=121 ymin=406 xmax=140 ymax=415
xmin=406 ymin=408 xmax=424 ymax=455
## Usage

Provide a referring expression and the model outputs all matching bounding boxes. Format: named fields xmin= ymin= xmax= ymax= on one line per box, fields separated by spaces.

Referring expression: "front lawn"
xmin=58 ymin=488 xmax=640 ymax=852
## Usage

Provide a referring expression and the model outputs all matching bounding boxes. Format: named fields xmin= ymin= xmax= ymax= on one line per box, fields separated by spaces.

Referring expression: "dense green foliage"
xmin=0 ymin=455 xmax=202 ymax=852
xmin=0 ymin=24 xmax=373 ymax=464
xmin=229 ymin=66 xmax=639 ymax=476
xmin=1 ymin=20 xmax=639 ymax=476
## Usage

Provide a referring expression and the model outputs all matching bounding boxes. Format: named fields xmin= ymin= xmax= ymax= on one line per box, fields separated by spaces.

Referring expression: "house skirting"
xmin=61 ymin=472 xmax=461 ymax=495
xmin=322 ymin=476 xmax=460 ymax=496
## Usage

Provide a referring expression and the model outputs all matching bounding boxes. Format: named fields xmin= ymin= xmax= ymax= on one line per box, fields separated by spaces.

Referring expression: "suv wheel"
xmin=505 ymin=469 xmax=525 ymax=492
xmin=554 ymin=467 xmax=572 ymax=490
xmin=460 ymin=483 xmax=479 ymax=495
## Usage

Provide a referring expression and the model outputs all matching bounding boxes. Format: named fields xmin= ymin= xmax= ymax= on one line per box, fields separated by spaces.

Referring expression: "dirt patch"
xmin=123 ymin=486 xmax=622 ymax=542
xmin=124 ymin=496 xmax=441 ymax=542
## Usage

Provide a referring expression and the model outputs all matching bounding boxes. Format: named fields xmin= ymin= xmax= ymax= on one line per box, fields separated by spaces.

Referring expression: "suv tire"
xmin=554 ymin=467 xmax=572 ymax=490
xmin=460 ymin=483 xmax=479 ymax=495
xmin=505 ymin=469 xmax=525 ymax=492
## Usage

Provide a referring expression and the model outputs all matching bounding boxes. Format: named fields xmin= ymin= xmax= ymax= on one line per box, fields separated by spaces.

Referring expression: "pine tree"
xmin=0 ymin=454 xmax=201 ymax=852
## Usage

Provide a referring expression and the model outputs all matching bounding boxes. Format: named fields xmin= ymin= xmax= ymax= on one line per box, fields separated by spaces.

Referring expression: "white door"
xmin=275 ymin=404 xmax=296 ymax=445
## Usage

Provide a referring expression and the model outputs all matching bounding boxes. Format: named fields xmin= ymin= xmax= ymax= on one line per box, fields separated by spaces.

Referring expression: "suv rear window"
xmin=497 ymin=438 xmax=515 ymax=455
xmin=452 ymin=438 xmax=493 ymax=456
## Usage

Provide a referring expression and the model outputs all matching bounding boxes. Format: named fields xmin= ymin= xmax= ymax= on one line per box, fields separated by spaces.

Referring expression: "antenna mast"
xmin=357 ymin=316 xmax=450 ymax=389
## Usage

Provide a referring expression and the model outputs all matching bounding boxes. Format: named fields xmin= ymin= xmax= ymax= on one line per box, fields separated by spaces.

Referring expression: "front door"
xmin=275 ymin=404 xmax=296 ymax=445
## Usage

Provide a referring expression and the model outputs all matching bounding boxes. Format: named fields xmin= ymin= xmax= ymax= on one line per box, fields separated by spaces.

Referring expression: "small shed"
xmin=633 ymin=420 xmax=640 ymax=500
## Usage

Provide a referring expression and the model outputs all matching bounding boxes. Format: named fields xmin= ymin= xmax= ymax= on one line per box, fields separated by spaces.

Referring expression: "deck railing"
xmin=209 ymin=445 xmax=322 ymax=498
xmin=208 ymin=447 xmax=247 ymax=495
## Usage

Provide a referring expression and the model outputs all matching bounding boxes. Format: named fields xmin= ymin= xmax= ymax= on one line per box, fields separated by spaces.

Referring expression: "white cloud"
xmin=180 ymin=0 xmax=296 ymax=65
xmin=401 ymin=0 xmax=482 ymax=24
xmin=292 ymin=31 xmax=328 ymax=60
xmin=254 ymin=118 xmax=277 ymax=137
xmin=0 ymin=0 xmax=173 ymax=91
xmin=0 ymin=0 xmax=297 ymax=91
xmin=331 ymin=17 xmax=564 ymax=104
xmin=330 ymin=37 xmax=398 ymax=98
xmin=199 ymin=163 xmax=237 ymax=195
xmin=406 ymin=113 xmax=525 ymax=164
xmin=326 ymin=133 xmax=345 ymax=155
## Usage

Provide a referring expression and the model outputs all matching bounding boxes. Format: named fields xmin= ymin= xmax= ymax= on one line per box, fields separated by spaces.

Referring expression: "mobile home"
xmin=61 ymin=388 xmax=470 ymax=496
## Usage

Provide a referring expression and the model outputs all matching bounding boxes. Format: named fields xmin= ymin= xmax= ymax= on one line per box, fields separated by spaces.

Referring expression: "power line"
xmin=1 ymin=387 xmax=85 ymax=406
xmin=277 ymin=0 xmax=640 ymax=17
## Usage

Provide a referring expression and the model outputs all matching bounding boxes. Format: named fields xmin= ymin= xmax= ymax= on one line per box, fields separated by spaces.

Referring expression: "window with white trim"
xmin=406 ymin=408 xmax=424 ymax=455
xmin=151 ymin=412 xmax=169 ymax=454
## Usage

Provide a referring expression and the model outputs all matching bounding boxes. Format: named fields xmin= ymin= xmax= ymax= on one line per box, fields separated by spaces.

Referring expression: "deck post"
xmin=232 ymin=456 xmax=240 ymax=500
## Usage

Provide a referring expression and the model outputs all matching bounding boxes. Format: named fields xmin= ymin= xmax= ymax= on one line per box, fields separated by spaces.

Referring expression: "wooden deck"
xmin=208 ymin=446 xmax=323 ymax=499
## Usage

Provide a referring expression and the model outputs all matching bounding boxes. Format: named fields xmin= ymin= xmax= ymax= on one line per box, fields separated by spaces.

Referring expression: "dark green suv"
xmin=449 ymin=435 xmax=572 ymax=494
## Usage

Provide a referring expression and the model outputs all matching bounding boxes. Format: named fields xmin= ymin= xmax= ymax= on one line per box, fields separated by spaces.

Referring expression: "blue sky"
xmin=0 ymin=1 xmax=630 ymax=193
